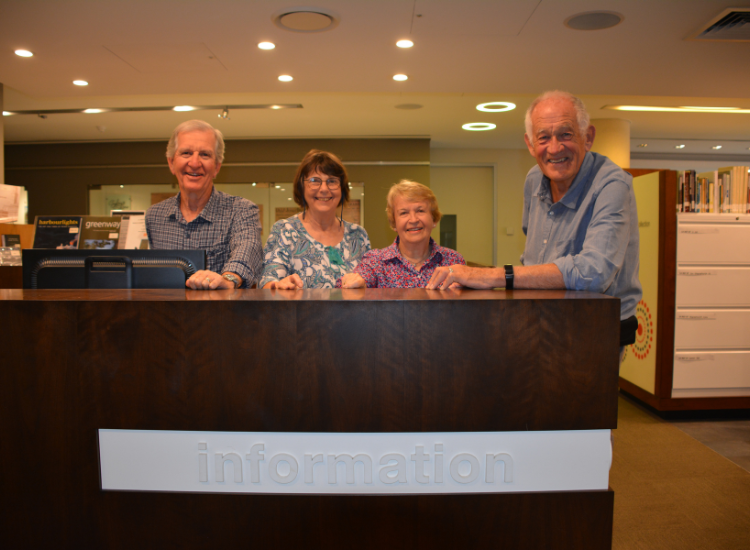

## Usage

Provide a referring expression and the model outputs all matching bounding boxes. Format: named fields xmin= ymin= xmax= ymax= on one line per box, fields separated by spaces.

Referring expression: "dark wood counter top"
xmin=0 ymin=286 xmax=615 ymax=302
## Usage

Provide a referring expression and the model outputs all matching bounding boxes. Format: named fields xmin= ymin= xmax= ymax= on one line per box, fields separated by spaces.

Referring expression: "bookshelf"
xmin=619 ymin=169 xmax=750 ymax=411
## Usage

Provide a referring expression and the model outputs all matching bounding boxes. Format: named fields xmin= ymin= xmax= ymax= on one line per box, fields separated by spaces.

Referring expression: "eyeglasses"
xmin=305 ymin=177 xmax=341 ymax=190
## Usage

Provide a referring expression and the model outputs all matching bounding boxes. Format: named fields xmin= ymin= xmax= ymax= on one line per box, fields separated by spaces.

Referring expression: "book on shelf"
xmin=677 ymin=166 xmax=749 ymax=214
xmin=1 ymin=234 xmax=21 ymax=248
xmin=78 ymin=216 xmax=121 ymax=249
xmin=117 ymin=214 xmax=149 ymax=249
xmin=32 ymin=216 xmax=83 ymax=248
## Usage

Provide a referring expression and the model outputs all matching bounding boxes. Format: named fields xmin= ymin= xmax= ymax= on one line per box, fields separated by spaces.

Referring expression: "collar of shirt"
xmin=170 ymin=188 xmax=219 ymax=224
xmin=536 ymin=152 xmax=595 ymax=210
xmin=385 ymin=237 xmax=443 ymax=267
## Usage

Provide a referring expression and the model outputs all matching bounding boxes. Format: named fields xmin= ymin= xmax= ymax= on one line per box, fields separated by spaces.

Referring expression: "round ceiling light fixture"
xmin=273 ymin=8 xmax=339 ymax=33
xmin=73 ymin=80 xmax=89 ymax=86
xmin=396 ymin=39 xmax=414 ymax=48
xmin=258 ymin=42 xmax=276 ymax=50
xmin=278 ymin=74 xmax=293 ymax=82
xmin=462 ymin=122 xmax=496 ymax=131
xmin=14 ymin=49 xmax=33 ymax=57
xmin=565 ymin=11 xmax=623 ymax=31
xmin=476 ymin=102 xmax=516 ymax=113
xmin=393 ymin=74 xmax=408 ymax=81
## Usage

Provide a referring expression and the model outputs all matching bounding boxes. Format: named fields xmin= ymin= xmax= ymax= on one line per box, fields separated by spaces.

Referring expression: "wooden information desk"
xmin=0 ymin=288 xmax=620 ymax=548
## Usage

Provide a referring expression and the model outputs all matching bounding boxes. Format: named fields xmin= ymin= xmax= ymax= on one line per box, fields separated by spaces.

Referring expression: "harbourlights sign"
xmin=99 ymin=430 xmax=611 ymax=494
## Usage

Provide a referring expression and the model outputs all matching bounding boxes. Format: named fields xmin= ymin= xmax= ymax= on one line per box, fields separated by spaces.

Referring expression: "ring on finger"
xmin=448 ymin=267 xmax=454 ymax=274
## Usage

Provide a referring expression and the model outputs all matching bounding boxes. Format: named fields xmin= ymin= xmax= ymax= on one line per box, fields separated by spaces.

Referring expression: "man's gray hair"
xmin=524 ymin=91 xmax=590 ymax=141
xmin=166 ymin=119 xmax=225 ymax=163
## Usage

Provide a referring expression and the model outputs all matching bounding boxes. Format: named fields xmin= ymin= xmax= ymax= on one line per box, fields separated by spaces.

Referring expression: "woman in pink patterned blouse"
xmin=338 ymin=180 xmax=465 ymax=289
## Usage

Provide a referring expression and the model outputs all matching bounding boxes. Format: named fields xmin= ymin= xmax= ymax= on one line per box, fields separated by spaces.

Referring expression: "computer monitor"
xmin=22 ymin=249 xmax=206 ymax=289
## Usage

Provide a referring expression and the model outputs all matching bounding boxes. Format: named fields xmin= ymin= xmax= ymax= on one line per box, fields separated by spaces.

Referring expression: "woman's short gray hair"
xmin=524 ymin=91 xmax=590 ymax=141
xmin=166 ymin=120 xmax=225 ymax=163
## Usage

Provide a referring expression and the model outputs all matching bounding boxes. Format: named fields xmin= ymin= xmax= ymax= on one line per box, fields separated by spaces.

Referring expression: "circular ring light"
xmin=462 ymin=123 xmax=496 ymax=131
xmin=476 ymin=102 xmax=516 ymax=113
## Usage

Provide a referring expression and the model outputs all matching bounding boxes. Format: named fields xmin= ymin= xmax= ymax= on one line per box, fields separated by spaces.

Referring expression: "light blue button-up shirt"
xmin=521 ymin=152 xmax=642 ymax=319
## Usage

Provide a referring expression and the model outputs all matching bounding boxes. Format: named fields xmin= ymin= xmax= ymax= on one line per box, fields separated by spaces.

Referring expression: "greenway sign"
xmin=99 ymin=430 xmax=611 ymax=494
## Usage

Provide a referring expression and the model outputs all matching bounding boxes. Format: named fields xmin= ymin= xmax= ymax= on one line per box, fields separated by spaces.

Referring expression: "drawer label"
xmin=678 ymin=270 xmax=717 ymax=277
xmin=677 ymin=314 xmax=717 ymax=320
xmin=676 ymin=354 xmax=715 ymax=362
xmin=679 ymin=228 xmax=720 ymax=234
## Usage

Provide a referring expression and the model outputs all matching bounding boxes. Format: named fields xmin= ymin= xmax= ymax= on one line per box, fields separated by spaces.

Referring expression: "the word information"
xmin=99 ymin=430 xmax=611 ymax=495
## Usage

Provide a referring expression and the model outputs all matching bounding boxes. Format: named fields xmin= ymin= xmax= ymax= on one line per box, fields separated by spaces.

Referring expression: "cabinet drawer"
xmin=673 ymin=351 xmax=750 ymax=389
xmin=676 ymin=267 xmax=750 ymax=307
xmin=677 ymin=222 xmax=750 ymax=264
xmin=675 ymin=309 xmax=750 ymax=350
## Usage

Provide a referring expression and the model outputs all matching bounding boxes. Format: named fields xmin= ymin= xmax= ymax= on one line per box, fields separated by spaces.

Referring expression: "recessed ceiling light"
xmin=278 ymin=74 xmax=293 ymax=82
xmin=604 ymin=105 xmax=750 ymax=113
xmin=270 ymin=105 xmax=282 ymax=109
xmin=275 ymin=185 xmax=281 ymax=189
xmin=393 ymin=74 xmax=408 ymax=81
xmin=675 ymin=144 xmax=686 ymax=149
xmin=3 ymin=111 xmax=13 ymax=116
xmin=396 ymin=39 xmax=414 ymax=48
xmin=73 ymin=80 xmax=88 ymax=86
xmin=173 ymin=106 xmax=196 ymax=111
xmin=476 ymin=102 xmax=516 ymax=112
xmin=83 ymin=108 xmax=105 ymax=114
xmin=258 ymin=42 xmax=276 ymax=50
xmin=712 ymin=145 xmax=723 ymax=149
xmin=637 ymin=143 xmax=648 ymax=148
xmin=252 ymin=182 xmax=257 ymax=186
xmin=14 ymin=49 xmax=33 ymax=57
xmin=462 ymin=122 xmax=496 ymax=131
xmin=273 ymin=9 xmax=338 ymax=33
xmin=565 ymin=11 xmax=623 ymax=31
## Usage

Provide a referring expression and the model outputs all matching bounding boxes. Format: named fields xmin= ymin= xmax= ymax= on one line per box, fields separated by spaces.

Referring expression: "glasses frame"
xmin=304 ymin=177 xmax=342 ymax=190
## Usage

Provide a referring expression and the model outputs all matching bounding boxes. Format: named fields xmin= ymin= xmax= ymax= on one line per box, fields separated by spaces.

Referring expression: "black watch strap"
xmin=504 ymin=264 xmax=514 ymax=290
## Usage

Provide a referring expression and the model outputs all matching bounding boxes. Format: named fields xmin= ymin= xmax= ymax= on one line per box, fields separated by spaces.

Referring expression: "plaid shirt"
xmin=145 ymin=189 xmax=262 ymax=287
xmin=337 ymin=237 xmax=466 ymax=288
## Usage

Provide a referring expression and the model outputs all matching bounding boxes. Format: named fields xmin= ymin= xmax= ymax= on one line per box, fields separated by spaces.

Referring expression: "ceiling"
xmin=1 ymin=0 xmax=749 ymax=158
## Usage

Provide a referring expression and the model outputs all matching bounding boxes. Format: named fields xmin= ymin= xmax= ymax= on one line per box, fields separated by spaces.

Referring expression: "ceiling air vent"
xmin=688 ymin=8 xmax=750 ymax=42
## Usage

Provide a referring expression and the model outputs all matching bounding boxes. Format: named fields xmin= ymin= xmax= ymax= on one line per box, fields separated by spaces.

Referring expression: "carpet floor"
xmin=611 ymin=395 xmax=750 ymax=549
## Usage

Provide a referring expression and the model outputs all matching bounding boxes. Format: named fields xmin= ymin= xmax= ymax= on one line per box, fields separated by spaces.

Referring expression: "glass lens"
xmin=307 ymin=177 xmax=340 ymax=189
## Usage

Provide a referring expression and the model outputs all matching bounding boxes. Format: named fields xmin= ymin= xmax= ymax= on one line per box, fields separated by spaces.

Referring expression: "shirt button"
xmin=549 ymin=211 xmax=555 ymax=216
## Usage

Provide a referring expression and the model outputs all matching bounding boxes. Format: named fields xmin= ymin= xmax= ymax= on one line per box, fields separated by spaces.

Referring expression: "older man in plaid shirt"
xmin=146 ymin=120 xmax=262 ymax=289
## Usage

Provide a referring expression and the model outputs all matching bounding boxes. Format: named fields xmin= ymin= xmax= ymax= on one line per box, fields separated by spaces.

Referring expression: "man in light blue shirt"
xmin=428 ymin=91 xmax=641 ymax=339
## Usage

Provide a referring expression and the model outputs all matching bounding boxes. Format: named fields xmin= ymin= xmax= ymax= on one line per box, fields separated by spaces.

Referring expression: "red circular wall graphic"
xmin=630 ymin=299 xmax=653 ymax=360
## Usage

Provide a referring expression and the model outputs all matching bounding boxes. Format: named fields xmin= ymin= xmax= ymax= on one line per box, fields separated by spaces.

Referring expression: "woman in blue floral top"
xmin=338 ymin=180 xmax=465 ymax=289
xmin=260 ymin=150 xmax=370 ymax=289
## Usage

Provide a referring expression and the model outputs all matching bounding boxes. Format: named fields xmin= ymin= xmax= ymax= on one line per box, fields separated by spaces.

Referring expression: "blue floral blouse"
xmin=259 ymin=215 xmax=371 ymax=289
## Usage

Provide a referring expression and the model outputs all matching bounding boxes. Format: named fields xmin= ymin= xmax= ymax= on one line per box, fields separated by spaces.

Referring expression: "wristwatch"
xmin=503 ymin=264 xmax=514 ymax=290
xmin=222 ymin=272 xmax=241 ymax=289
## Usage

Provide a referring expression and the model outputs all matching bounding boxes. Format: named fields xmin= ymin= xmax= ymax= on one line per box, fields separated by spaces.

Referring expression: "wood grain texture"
xmin=0 ymin=289 xmax=618 ymax=548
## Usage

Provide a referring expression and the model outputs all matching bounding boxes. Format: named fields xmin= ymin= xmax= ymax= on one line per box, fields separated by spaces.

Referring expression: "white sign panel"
xmin=99 ymin=430 xmax=611 ymax=495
